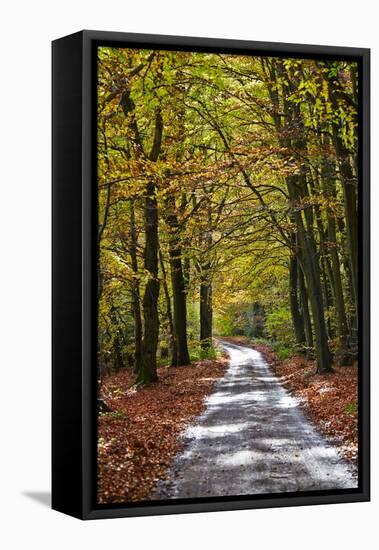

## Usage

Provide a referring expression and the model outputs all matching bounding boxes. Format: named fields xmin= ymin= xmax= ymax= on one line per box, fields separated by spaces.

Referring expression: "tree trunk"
xmin=159 ymin=247 xmax=178 ymax=365
xmin=129 ymin=199 xmax=143 ymax=375
xmin=289 ymin=251 xmax=306 ymax=350
xmin=332 ymin=134 xmax=358 ymax=314
xmin=137 ymin=181 xmax=160 ymax=384
xmin=169 ymin=243 xmax=190 ymax=365
xmin=200 ymin=211 xmax=213 ymax=350
xmin=322 ymin=158 xmax=352 ymax=365
xmin=137 ymin=107 xmax=163 ymax=384
xmin=307 ymin=171 xmax=335 ymax=341
xmin=326 ymin=77 xmax=358 ymax=315
xmin=200 ymin=275 xmax=212 ymax=350
xmin=320 ymin=257 xmax=334 ymax=339
xmin=288 ymin=173 xmax=332 ymax=373
xmin=183 ymin=255 xmax=190 ymax=289
xmin=110 ymin=307 xmax=124 ymax=372
xmin=163 ymin=195 xmax=190 ymax=366
xmin=298 ymin=262 xmax=314 ymax=358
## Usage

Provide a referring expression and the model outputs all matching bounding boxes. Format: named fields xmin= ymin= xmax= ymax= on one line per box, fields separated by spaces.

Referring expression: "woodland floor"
xmin=222 ymin=337 xmax=358 ymax=464
xmin=97 ymin=356 xmax=228 ymax=503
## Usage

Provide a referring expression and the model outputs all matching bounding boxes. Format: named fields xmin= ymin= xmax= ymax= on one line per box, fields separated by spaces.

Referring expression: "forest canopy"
xmin=97 ymin=47 xmax=359 ymax=384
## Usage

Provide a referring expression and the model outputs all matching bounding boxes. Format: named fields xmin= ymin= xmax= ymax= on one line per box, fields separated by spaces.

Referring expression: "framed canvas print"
xmin=52 ymin=30 xmax=370 ymax=519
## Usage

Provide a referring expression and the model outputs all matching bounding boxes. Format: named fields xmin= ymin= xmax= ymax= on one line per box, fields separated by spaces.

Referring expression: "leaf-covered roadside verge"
xmin=222 ymin=337 xmax=358 ymax=465
xmin=97 ymin=357 xmax=228 ymax=504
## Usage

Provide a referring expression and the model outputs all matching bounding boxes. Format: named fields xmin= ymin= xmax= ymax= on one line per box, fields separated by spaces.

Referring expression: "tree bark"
xmin=288 ymin=172 xmax=332 ymax=373
xmin=298 ymin=262 xmax=314 ymax=358
xmin=159 ymin=247 xmax=178 ymax=365
xmin=321 ymin=155 xmax=352 ymax=364
xmin=183 ymin=255 xmax=190 ymax=289
xmin=200 ymin=210 xmax=213 ymax=350
xmin=200 ymin=275 xmax=212 ymax=349
xmin=163 ymin=195 xmax=190 ymax=366
xmin=289 ymin=250 xmax=306 ymax=350
xmin=332 ymin=134 xmax=358 ymax=313
xmin=129 ymin=198 xmax=143 ymax=375
xmin=137 ymin=107 xmax=163 ymax=384
xmin=170 ymin=244 xmax=190 ymax=364
xmin=110 ymin=308 xmax=124 ymax=372
xmin=325 ymin=75 xmax=358 ymax=315
xmin=137 ymin=180 xmax=160 ymax=384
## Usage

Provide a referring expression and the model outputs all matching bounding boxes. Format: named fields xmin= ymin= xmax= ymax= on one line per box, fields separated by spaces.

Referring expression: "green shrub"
xmin=189 ymin=342 xmax=219 ymax=362
xmin=199 ymin=346 xmax=218 ymax=360
xmin=270 ymin=341 xmax=293 ymax=360
xmin=266 ymin=308 xmax=295 ymax=347
xmin=276 ymin=345 xmax=292 ymax=361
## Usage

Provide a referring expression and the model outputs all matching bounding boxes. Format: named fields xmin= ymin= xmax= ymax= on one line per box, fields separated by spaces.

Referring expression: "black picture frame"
xmin=52 ymin=30 xmax=370 ymax=520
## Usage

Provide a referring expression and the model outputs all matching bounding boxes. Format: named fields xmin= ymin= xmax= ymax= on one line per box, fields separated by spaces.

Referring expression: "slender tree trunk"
xmin=345 ymin=259 xmax=358 ymax=346
xmin=183 ymin=255 xmax=190 ymax=289
xmin=97 ymin=123 xmax=111 ymax=303
xmin=200 ymin=275 xmax=212 ymax=349
xmin=298 ymin=245 xmax=331 ymax=372
xmin=332 ymin=134 xmax=358 ymax=313
xmin=169 ymin=243 xmax=190 ymax=364
xmin=322 ymin=157 xmax=352 ymax=365
xmin=137 ymin=106 xmax=163 ymax=384
xmin=289 ymin=250 xmax=306 ymax=350
xmin=159 ymin=247 xmax=178 ymax=365
xmin=110 ymin=307 xmax=124 ymax=372
xmin=200 ymin=210 xmax=213 ymax=350
xmin=137 ymin=181 xmax=160 ymax=384
xmin=129 ymin=198 xmax=143 ymax=375
xmin=131 ymin=288 xmax=143 ymax=374
xmin=298 ymin=262 xmax=314 ymax=358
xmin=163 ymin=196 xmax=190 ymax=366
xmin=308 ymin=171 xmax=335 ymax=341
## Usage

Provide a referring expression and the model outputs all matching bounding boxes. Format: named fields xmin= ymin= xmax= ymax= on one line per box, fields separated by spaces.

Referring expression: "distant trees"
xmin=97 ymin=48 xmax=358 ymax=382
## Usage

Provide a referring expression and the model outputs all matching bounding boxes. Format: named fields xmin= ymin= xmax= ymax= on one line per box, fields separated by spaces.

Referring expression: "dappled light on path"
xmin=154 ymin=342 xmax=357 ymax=499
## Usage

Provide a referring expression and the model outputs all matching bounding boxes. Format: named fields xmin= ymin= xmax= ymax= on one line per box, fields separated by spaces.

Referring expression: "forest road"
xmin=153 ymin=341 xmax=357 ymax=499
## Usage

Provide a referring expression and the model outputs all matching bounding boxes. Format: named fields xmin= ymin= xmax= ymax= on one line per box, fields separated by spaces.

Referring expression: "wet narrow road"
xmin=154 ymin=341 xmax=356 ymax=499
